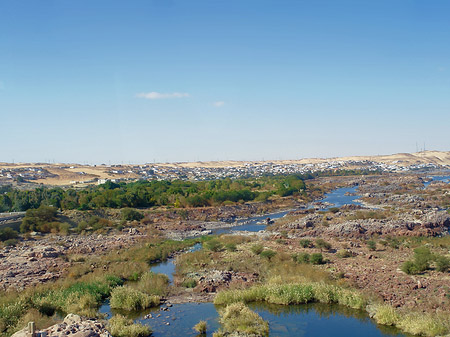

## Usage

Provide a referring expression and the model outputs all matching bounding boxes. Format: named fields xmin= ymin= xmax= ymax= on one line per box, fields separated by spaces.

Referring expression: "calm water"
xmin=99 ymin=302 xmax=408 ymax=337
xmin=423 ymin=175 xmax=450 ymax=188
xmin=99 ymin=186 xmax=402 ymax=337
xmin=150 ymin=243 xmax=203 ymax=283
xmin=212 ymin=210 xmax=293 ymax=235
xmin=153 ymin=186 xmax=363 ymax=283
xmin=319 ymin=186 xmax=362 ymax=209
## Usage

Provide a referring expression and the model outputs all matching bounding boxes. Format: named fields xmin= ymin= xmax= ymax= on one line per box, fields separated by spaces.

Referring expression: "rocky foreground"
xmin=0 ymin=229 xmax=146 ymax=291
xmin=11 ymin=314 xmax=110 ymax=337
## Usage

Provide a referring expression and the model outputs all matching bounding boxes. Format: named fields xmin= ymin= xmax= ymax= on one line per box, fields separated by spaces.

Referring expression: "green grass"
xmin=193 ymin=320 xmax=207 ymax=334
xmin=134 ymin=272 xmax=169 ymax=296
xmin=214 ymin=282 xmax=366 ymax=309
xmin=31 ymin=279 xmax=114 ymax=317
xmin=215 ymin=303 xmax=269 ymax=337
xmin=370 ymin=304 xmax=450 ymax=336
xmin=108 ymin=315 xmax=152 ymax=337
xmin=110 ymin=286 xmax=160 ymax=311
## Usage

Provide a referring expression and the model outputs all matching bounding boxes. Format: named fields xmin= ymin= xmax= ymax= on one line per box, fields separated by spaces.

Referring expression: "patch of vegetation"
xmin=435 ymin=255 xmax=450 ymax=272
xmin=260 ymin=249 xmax=276 ymax=260
xmin=20 ymin=205 xmax=59 ymax=233
xmin=346 ymin=210 xmax=388 ymax=220
xmin=182 ymin=279 xmax=197 ymax=288
xmin=193 ymin=320 xmax=207 ymax=334
xmin=224 ymin=243 xmax=237 ymax=252
xmin=121 ymin=208 xmax=144 ymax=221
xmin=109 ymin=286 xmax=160 ymax=311
xmin=336 ymin=249 xmax=353 ymax=258
xmin=31 ymin=278 xmax=116 ymax=317
xmin=401 ymin=246 xmax=435 ymax=275
xmin=299 ymin=239 xmax=312 ymax=248
xmin=205 ymin=239 xmax=223 ymax=252
xmin=0 ymin=228 xmax=18 ymax=242
xmin=315 ymin=239 xmax=331 ymax=251
xmin=108 ymin=315 xmax=152 ymax=337
xmin=371 ymin=304 xmax=450 ymax=337
xmin=214 ymin=282 xmax=367 ymax=309
xmin=293 ymin=253 xmax=325 ymax=265
xmin=0 ymin=237 xmax=198 ymax=336
xmin=134 ymin=272 xmax=169 ymax=296
xmin=215 ymin=303 xmax=269 ymax=337
xmin=367 ymin=240 xmax=377 ymax=251
xmin=250 ymin=244 xmax=264 ymax=255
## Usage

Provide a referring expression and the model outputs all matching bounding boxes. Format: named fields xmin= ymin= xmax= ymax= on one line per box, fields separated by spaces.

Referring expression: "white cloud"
xmin=136 ymin=92 xmax=190 ymax=99
xmin=213 ymin=101 xmax=225 ymax=107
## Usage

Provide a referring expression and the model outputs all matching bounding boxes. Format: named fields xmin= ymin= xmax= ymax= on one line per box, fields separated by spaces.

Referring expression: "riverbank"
xmin=2 ymin=173 xmax=450 ymax=336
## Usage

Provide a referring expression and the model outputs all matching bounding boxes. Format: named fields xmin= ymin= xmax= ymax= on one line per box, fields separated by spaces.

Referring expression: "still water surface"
xmin=100 ymin=186 xmax=409 ymax=336
xmin=99 ymin=302 xmax=408 ymax=337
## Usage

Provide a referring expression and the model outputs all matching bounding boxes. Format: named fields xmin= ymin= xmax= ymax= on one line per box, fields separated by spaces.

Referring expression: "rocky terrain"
xmin=0 ymin=229 xmax=146 ymax=291
xmin=11 ymin=314 xmax=111 ymax=337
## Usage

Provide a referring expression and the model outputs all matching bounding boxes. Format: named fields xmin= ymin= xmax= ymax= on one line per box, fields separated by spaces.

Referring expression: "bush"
xmin=413 ymin=246 xmax=433 ymax=272
xmin=3 ymin=239 xmax=18 ymax=247
xmin=310 ymin=253 xmax=325 ymax=265
xmin=401 ymin=261 xmax=418 ymax=275
xmin=193 ymin=320 xmax=207 ymax=334
xmin=260 ymin=250 xmax=276 ymax=260
xmin=315 ymin=239 xmax=331 ymax=251
xmin=136 ymin=272 xmax=169 ymax=296
xmin=337 ymin=249 xmax=352 ymax=258
xmin=367 ymin=240 xmax=377 ymax=251
xmin=20 ymin=205 xmax=57 ymax=233
xmin=217 ymin=303 xmax=269 ymax=337
xmin=435 ymin=255 xmax=450 ymax=272
xmin=299 ymin=239 xmax=312 ymax=248
xmin=295 ymin=253 xmax=310 ymax=264
xmin=108 ymin=315 xmax=152 ymax=337
xmin=121 ymin=208 xmax=144 ymax=222
xmin=225 ymin=243 xmax=237 ymax=252
xmin=205 ymin=239 xmax=223 ymax=252
xmin=182 ymin=279 xmax=197 ymax=288
xmin=110 ymin=286 xmax=160 ymax=311
xmin=373 ymin=304 xmax=400 ymax=326
xmin=0 ymin=227 xmax=18 ymax=242
xmin=250 ymin=244 xmax=264 ymax=255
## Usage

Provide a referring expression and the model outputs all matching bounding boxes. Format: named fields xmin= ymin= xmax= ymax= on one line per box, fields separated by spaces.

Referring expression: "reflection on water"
xmin=319 ymin=186 xmax=362 ymax=210
xmin=96 ymin=186 xmax=413 ymax=336
xmin=150 ymin=243 xmax=203 ymax=283
xmin=423 ymin=176 xmax=450 ymax=188
xmin=99 ymin=301 xmax=409 ymax=337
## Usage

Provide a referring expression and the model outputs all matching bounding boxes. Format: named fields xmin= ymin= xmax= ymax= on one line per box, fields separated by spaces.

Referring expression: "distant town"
xmin=1 ymin=151 xmax=449 ymax=187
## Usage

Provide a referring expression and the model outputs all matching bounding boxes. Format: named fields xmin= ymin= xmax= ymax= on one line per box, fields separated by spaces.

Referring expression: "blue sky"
xmin=1 ymin=0 xmax=449 ymax=164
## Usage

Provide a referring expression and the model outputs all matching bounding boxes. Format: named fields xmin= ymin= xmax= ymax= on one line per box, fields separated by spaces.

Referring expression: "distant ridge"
xmin=160 ymin=151 xmax=450 ymax=168
xmin=2 ymin=151 xmax=450 ymax=169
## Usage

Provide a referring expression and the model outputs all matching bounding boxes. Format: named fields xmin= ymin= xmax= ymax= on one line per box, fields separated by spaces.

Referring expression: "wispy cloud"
xmin=136 ymin=92 xmax=190 ymax=99
xmin=213 ymin=101 xmax=225 ymax=107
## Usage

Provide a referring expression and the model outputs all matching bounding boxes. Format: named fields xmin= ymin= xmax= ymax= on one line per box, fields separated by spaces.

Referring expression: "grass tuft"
xmin=108 ymin=315 xmax=152 ymax=337
xmin=193 ymin=320 xmax=207 ymax=334
xmin=217 ymin=303 xmax=269 ymax=337
xmin=110 ymin=286 xmax=160 ymax=311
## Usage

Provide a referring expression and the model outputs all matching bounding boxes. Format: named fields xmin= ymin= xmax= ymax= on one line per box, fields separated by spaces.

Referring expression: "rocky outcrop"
xmin=0 ymin=231 xmax=146 ymax=291
xmin=11 ymin=314 xmax=111 ymax=337
xmin=0 ymin=244 xmax=68 ymax=291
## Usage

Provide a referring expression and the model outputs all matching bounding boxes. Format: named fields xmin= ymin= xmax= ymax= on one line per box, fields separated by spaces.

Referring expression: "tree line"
xmin=0 ymin=169 xmax=377 ymax=213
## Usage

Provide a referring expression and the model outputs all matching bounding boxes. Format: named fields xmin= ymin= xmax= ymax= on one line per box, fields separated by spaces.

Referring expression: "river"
xmin=99 ymin=185 xmax=409 ymax=336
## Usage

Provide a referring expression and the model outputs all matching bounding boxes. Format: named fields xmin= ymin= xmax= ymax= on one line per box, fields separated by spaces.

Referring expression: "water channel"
xmin=100 ymin=185 xmax=410 ymax=336
xmin=423 ymin=175 xmax=450 ymax=188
